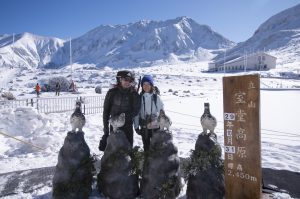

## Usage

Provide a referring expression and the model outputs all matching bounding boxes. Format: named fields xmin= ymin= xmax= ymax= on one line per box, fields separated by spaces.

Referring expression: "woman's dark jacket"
xmin=103 ymin=86 xmax=141 ymax=135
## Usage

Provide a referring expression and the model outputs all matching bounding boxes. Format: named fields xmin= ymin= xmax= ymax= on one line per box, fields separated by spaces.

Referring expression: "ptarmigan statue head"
xmin=158 ymin=109 xmax=172 ymax=131
xmin=109 ymin=113 xmax=126 ymax=132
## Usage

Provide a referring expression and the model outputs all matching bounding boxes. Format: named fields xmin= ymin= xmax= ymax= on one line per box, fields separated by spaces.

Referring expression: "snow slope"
xmin=0 ymin=33 xmax=65 ymax=69
xmin=215 ymin=3 xmax=300 ymax=72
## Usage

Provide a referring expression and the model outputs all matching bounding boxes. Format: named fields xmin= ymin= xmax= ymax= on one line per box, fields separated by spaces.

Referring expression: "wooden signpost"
xmin=223 ymin=74 xmax=261 ymax=199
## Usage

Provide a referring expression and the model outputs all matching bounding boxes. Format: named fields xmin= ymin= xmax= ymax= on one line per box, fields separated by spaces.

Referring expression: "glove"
xmin=135 ymin=128 xmax=141 ymax=135
xmin=103 ymin=127 xmax=109 ymax=136
xmin=99 ymin=134 xmax=108 ymax=151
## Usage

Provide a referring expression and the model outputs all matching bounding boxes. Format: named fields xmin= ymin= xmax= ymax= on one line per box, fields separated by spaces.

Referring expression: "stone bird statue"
xmin=200 ymin=103 xmax=217 ymax=137
xmin=158 ymin=109 xmax=172 ymax=131
xmin=70 ymin=100 xmax=86 ymax=132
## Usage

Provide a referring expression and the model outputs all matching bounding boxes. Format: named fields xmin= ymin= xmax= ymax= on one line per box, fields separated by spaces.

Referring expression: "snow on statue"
xmin=200 ymin=102 xmax=217 ymax=138
xmin=70 ymin=100 xmax=86 ymax=132
xmin=158 ymin=109 xmax=172 ymax=131
xmin=109 ymin=113 xmax=126 ymax=132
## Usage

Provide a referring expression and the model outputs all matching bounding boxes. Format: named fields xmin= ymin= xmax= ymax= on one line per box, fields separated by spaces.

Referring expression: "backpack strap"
xmin=140 ymin=92 xmax=158 ymax=113
xmin=153 ymin=94 xmax=157 ymax=109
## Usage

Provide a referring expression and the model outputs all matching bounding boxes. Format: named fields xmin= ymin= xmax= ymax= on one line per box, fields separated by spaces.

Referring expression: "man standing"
xmin=55 ymin=82 xmax=61 ymax=96
xmin=99 ymin=70 xmax=141 ymax=151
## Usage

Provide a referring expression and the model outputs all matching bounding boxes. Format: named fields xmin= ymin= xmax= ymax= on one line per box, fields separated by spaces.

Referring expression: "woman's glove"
xmin=98 ymin=134 xmax=108 ymax=151
xmin=135 ymin=128 xmax=141 ymax=135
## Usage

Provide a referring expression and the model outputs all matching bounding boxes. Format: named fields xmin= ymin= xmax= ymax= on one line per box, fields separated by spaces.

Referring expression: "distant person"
xmin=35 ymin=83 xmax=41 ymax=98
xmin=134 ymin=75 xmax=164 ymax=152
xmin=55 ymin=82 xmax=61 ymax=96
xmin=46 ymin=84 xmax=50 ymax=92
xmin=69 ymin=80 xmax=76 ymax=92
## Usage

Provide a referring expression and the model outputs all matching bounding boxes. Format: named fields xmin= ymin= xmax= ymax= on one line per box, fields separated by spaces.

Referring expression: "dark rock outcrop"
xmin=141 ymin=130 xmax=181 ymax=199
xmin=52 ymin=131 xmax=93 ymax=199
xmin=185 ymin=134 xmax=224 ymax=199
xmin=97 ymin=130 xmax=139 ymax=199
xmin=95 ymin=85 xmax=102 ymax=94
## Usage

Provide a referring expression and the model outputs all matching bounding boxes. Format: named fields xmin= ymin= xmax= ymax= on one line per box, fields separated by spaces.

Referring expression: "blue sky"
xmin=1 ymin=0 xmax=299 ymax=42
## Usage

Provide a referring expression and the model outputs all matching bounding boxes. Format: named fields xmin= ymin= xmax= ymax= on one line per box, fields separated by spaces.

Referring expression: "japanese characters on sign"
xmin=223 ymin=75 xmax=261 ymax=199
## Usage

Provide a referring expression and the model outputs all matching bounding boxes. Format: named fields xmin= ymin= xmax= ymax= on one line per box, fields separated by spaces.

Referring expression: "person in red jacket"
xmin=35 ymin=83 xmax=41 ymax=97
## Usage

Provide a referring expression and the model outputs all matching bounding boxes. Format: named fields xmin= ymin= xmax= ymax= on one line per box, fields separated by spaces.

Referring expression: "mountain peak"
xmin=175 ymin=16 xmax=192 ymax=22
xmin=134 ymin=19 xmax=151 ymax=26
xmin=166 ymin=16 xmax=195 ymax=26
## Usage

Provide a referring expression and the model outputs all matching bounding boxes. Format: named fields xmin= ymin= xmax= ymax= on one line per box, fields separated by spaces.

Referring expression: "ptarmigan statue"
xmin=109 ymin=113 xmax=125 ymax=132
xmin=158 ymin=109 xmax=172 ymax=131
xmin=70 ymin=100 xmax=86 ymax=132
xmin=200 ymin=103 xmax=217 ymax=137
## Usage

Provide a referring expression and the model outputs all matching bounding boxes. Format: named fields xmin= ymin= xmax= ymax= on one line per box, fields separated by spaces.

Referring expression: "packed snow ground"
xmin=0 ymin=61 xmax=299 ymax=198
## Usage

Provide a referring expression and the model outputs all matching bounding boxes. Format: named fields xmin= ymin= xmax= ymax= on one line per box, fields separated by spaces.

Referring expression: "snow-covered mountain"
xmin=215 ymin=4 xmax=300 ymax=69
xmin=0 ymin=17 xmax=235 ymax=69
xmin=60 ymin=17 xmax=235 ymax=67
xmin=0 ymin=33 xmax=65 ymax=69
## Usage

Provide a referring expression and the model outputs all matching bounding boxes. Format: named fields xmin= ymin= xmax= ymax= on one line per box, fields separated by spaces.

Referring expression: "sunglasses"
xmin=121 ymin=77 xmax=133 ymax=82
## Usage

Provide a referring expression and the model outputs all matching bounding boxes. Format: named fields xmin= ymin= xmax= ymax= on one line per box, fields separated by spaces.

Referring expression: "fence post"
xmin=0 ymin=96 xmax=104 ymax=115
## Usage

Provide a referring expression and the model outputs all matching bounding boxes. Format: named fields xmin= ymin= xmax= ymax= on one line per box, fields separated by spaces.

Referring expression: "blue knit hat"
xmin=141 ymin=75 xmax=154 ymax=86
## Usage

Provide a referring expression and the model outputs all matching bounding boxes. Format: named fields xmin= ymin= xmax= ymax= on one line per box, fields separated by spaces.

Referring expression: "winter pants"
xmin=141 ymin=128 xmax=153 ymax=152
xmin=110 ymin=123 xmax=133 ymax=147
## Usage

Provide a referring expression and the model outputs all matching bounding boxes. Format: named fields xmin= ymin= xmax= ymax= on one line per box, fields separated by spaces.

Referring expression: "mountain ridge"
xmin=214 ymin=3 xmax=300 ymax=69
xmin=0 ymin=17 xmax=234 ymax=69
xmin=0 ymin=33 xmax=64 ymax=69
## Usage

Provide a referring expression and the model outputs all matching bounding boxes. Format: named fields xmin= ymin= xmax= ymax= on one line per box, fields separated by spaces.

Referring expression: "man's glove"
xmin=135 ymin=128 xmax=141 ymax=135
xmin=99 ymin=134 xmax=108 ymax=151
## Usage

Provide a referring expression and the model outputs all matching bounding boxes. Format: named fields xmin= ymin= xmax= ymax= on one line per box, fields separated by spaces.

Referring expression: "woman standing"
xmin=134 ymin=75 xmax=164 ymax=152
xmin=99 ymin=70 xmax=141 ymax=151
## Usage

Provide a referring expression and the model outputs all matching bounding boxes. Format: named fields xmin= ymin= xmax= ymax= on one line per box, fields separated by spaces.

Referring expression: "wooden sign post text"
xmin=223 ymin=74 xmax=261 ymax=199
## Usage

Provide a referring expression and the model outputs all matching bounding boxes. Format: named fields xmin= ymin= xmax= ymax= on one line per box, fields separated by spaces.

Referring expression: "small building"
xmin=208 ymin=52 xmax=276 ymax=72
